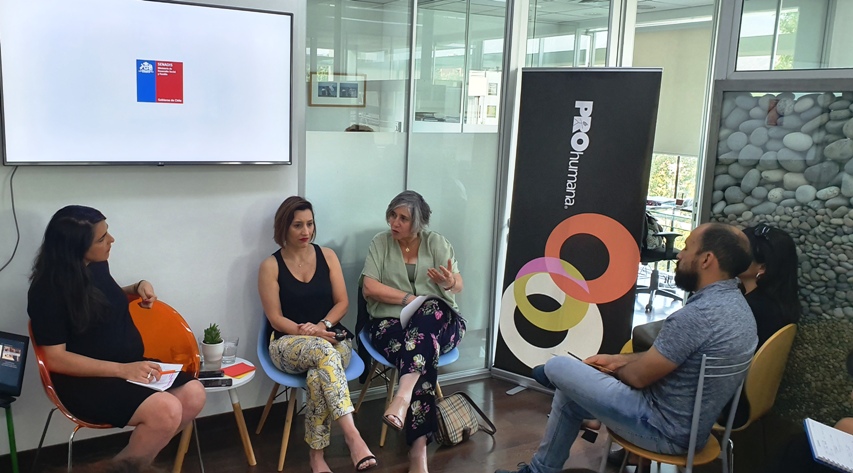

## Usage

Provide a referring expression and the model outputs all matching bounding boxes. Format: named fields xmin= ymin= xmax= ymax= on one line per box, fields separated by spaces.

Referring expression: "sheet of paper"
xmin=126 ymin=362 xmax=184 ymax=392
xmin=400 ymin=295 xmax=429 ymax=328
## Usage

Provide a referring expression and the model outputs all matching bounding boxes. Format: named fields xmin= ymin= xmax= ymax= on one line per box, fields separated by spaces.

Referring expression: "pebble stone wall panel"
xmin=711 ymin=90 xmax=853 ymax=424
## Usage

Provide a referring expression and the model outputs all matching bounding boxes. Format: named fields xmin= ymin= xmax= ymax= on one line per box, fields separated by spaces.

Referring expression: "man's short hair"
xmin=697 ymin=223 xmax=752 ymax=278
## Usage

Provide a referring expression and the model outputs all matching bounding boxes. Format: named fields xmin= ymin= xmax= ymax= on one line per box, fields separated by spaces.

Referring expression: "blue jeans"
xmin=528 ymin=356 xmax=685 ymax=473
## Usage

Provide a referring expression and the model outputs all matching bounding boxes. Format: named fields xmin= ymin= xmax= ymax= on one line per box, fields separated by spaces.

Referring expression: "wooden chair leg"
xmin=256 ymin=382 xmax=280 ymax=435
xmin=435 ymin=380 xmax=443 ymax=399
xmin=172 ymin=423 xmax=193 ymax=473
xmin=278 ymin=388 xmax=297 ymax=472
xmin=379 ymin=369 xmax=398 ymax=448
xmin=354 ymin=361 xmax=378 ymax=413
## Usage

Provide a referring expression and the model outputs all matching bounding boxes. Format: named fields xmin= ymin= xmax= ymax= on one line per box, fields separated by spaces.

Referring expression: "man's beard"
xmin=674 ymin=260 xmax=699 ymax=293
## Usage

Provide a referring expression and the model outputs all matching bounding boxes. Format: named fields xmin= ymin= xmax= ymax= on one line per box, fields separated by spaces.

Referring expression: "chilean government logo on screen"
xmin=136 ymin=60 xmax=183 ymax=103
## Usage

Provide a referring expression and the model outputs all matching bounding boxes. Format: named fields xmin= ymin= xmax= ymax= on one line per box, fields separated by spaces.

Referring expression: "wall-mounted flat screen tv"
xmin=0 ymin=0 xmax=293 ymax=165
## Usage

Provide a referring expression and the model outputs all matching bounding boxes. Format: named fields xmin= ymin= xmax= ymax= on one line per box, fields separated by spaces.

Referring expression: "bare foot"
xmin=309 ymin=448 xmax=331 ymax=473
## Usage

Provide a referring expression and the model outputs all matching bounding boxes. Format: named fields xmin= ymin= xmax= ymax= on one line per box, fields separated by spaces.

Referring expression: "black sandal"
xmin=355 ymin=455 xmax=378 ymax=471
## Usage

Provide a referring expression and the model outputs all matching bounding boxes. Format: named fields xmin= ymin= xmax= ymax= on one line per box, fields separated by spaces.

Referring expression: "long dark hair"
xmin=30 ymin=205 xmax=110 ymax=332
xmin=744 ymin=224 xmax=801 ymax=324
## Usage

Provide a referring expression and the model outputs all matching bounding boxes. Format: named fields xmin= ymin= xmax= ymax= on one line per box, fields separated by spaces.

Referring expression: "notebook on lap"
xmin=805 ymin=417 xmax=853 ymax=473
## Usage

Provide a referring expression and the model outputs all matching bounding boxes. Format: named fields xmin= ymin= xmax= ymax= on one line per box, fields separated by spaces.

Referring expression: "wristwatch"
xmin=321 ymin=319 xmax=333 ymax=330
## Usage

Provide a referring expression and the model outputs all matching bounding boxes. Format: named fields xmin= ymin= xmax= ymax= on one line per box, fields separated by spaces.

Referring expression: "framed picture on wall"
xmin=309 ymin=73 xmax=366 ymax=107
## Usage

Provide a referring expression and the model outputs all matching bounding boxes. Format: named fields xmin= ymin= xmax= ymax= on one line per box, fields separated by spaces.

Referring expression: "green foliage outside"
xmin=774 ymin=11 xmax=798 ymax=70
xmin=647 ymin=153 xmax=698 ymax=202
xmin=646 ymin=154 xmax=698 ymax=250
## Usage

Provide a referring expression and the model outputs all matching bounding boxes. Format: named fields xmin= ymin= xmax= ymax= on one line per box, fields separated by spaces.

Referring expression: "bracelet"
xmin=443 ymin=276 xmax=456 ymax=292
xmin=402 ymin=293 xmax=412 ymax=306
xmin=133 ymin=280 xmax=145 ymax=294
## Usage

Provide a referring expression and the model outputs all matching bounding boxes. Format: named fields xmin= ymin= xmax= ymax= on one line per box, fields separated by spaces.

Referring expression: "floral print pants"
xmin=367 ymin=298 xmax=466 ymax=445
xmin=269 ymin=336 xmax=353 ymax=449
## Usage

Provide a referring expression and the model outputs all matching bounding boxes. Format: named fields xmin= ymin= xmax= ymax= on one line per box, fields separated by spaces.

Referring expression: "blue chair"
xmin=255 ymin=317 xmax=365 ymax=472
xmin=354 ymin=329 xmax=459 ymax=447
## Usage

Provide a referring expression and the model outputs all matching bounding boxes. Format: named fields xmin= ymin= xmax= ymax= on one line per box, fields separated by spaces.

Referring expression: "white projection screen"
xmin=0 ymin=0 xmax=293 ymax=165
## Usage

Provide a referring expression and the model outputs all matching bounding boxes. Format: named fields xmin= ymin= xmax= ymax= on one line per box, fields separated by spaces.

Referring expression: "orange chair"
xmin=29 ymin=322 xmax=113 ymax=473
xmin=129 ymin=298 xmax=201 ymax=473
xmin=30 ymin=298 xmax=200 ymax=473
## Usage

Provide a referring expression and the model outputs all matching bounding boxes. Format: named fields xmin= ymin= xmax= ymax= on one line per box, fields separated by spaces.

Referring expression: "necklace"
xmin=402 ymin=236 xmax=418 ymax=253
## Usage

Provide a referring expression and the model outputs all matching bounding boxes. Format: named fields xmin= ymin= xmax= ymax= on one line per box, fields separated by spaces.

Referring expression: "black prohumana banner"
xmin=494 ymin=68 xmax=662 ymax=378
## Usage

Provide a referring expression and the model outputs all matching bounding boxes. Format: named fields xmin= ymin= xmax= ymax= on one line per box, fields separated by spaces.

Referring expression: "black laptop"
xmin=0 ymin=331 xmax=29 ymax=399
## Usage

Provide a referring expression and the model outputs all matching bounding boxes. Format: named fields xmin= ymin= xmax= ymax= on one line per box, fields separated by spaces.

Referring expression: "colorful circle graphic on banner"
xmin=500 ymin=213 xmax=639 ymax=368
xmin=544 ymin=213 xmax=639 ymax=304
xmin=500 ymin=274 xmax=603 ymax=368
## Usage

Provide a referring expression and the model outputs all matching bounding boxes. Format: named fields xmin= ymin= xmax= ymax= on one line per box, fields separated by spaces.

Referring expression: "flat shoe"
xmin=355 ymin=455 xmax=378 ymax=471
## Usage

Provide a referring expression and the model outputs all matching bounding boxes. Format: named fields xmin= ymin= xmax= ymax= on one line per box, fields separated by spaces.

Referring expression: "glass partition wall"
xmin=302 ymin=0 xmax=738 ymax=377
xmin=305 ymin=0 xmax=509 ymax=375
xmin=306 ymin=0 xmax=852 ymax=378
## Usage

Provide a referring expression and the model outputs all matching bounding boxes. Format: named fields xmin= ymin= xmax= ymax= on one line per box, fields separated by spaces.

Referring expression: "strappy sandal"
xmin=355 ymin=455 xmax=378 ymax=471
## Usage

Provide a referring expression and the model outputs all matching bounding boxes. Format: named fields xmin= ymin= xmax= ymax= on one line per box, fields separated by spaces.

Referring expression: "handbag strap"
xmin=447 ymin=391 xmax=497 ymax=436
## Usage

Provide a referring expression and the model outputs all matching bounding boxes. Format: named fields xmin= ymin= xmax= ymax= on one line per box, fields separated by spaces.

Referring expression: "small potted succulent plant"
xmin=201 ymin=323 xmax=224 ymax=368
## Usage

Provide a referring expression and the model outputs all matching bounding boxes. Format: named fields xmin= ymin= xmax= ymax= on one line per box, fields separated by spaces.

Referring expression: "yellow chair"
xmin=729 ymin=323 xmax=797 ymax=432
xmin=711 ymin=323 xmax=797 ymax=464
xmin=30 ymin=299 xmax=200 ymax=473
xmin=597 ymin=353 xmax=752 ymax=473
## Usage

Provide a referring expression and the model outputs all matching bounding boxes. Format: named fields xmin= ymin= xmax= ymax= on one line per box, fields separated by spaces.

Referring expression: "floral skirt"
xmin=367 ymin=298 xmax=465 ymax=445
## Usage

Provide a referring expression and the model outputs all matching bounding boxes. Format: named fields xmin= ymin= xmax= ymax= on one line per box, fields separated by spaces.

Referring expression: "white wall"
xmin=0 ymin=0 xmax=305 ymax=454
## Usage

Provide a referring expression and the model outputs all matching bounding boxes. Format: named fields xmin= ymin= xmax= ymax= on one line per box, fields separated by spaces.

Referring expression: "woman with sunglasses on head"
xmin=740 ymin=223 xmax=801 ymax=347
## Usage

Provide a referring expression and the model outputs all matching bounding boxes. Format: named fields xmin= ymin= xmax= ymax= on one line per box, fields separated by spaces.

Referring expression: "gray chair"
xmin=597 ymin=353 xmax=752 ymax=473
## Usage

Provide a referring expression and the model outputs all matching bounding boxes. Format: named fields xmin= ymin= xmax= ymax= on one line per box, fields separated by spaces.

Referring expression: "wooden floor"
xmin=10 ymin=289 xmax=797 ymax=473
xmin=16 ymin=378 xmax=612 ymax=473
xmin=9 ymin=376 xmax=796 ymax=473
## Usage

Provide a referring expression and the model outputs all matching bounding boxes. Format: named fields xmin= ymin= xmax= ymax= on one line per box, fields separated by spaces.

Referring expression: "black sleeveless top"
xmin=273 ymin=244 xmax=350 ymax=339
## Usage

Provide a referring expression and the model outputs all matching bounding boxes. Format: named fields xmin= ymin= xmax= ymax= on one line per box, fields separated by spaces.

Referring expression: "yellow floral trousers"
xmin=269 ymin=335 xmax=354 ymax=449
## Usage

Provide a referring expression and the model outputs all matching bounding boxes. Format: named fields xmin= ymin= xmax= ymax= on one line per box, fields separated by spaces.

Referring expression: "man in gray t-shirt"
xmin=497 ymin=223 xmax=757 ymax=473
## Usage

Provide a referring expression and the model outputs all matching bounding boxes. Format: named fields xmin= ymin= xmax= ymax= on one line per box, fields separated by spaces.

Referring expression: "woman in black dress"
xmin=28 ymin=205 xmax=206 ymax=464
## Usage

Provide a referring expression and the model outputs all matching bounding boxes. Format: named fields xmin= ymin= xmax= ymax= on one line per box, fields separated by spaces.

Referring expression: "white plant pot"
xmin=201 ymin=341 xmax=224 ymax=368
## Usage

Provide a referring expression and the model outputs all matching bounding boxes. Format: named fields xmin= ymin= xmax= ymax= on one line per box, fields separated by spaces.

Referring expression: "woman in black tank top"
xmin=258 ymin=196 xmax=376 ymax=473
